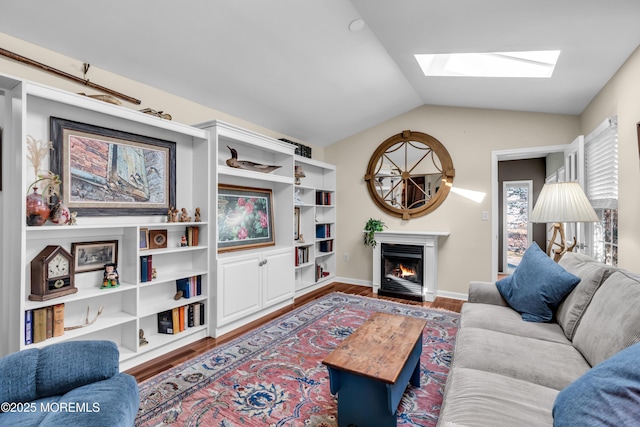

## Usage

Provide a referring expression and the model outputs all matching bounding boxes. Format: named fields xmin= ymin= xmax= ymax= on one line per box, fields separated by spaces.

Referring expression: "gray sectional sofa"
xmin=438 ymin=249 xmax=640 ymax=426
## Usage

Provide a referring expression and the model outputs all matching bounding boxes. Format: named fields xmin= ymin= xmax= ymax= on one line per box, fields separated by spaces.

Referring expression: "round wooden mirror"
xmin=364 ymin=130 xmax=455 ymax=220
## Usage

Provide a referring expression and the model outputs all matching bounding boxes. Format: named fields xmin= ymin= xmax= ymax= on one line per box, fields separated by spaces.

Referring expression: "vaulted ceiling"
xmin=2 ymin=1 xmax=640 ymax=146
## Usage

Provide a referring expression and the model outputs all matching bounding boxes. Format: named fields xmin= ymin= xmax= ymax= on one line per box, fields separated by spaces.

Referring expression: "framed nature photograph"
xmin=72 ymin=240 xmax=118 ymax=273
xmin=140 ymin=228 xmax=149 ymax=250
xmin=218 ymin=184 xmax=274 ymax=252
xmin=50 ymin=117 xmax=176 ymax=216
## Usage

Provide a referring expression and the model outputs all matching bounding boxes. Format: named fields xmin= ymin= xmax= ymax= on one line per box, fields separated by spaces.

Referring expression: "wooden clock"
xmin=29 ymin=245 xmax=77 ymax=301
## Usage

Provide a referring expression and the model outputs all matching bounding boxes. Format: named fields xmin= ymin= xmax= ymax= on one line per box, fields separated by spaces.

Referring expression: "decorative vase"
xmin=26 ymin=187 xmax=50 ymax=226
xmin=49 ymin=201 xmax=71 ymax=225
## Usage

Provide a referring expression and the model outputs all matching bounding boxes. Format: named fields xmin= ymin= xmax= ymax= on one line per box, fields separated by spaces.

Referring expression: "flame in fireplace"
xmin=394 ymin=263 xmax=417 ymax=278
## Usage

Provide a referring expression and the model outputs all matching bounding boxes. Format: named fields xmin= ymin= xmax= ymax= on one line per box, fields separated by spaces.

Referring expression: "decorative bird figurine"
xmin=226 ymin=146 xmax=282 ymax=173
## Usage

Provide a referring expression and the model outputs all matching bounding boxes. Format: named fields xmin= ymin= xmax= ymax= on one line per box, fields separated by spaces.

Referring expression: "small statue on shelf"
xmin=69 ymin=211 xmax=78 ymax=225
xmin=194 ymin=207 xmax=201 ymax=222
xmin=179 ymin=207 xmax=191 ymax=222
xmin=101 ymin=262 xmax=120 ymax=288
xmin=180 ymin=235 xmax=188 ymax=247
xmin=152 ymin=267 xmax=157 ymax=280
xmin=139 ymin=329 xmax=148 ymax=346
xmin=298 ymin=234 xmax=305 ymax=244
xmin=167 ymin=206 xmax=179 ymax=222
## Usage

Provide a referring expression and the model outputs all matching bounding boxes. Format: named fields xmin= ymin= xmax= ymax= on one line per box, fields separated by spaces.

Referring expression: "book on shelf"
xmin=316 ymin=191 xmax=332 ymax=206
xmin=185 ymin=226 xmax=199 ymax=246
xmin=176 ymin=275 xmax=202 ymax=299
xmin=316 ymin=224 xmax=331 ymax=239
xmin=25 ymin=310 xmax=33 ymax=345
xmin=295 ymin=246 xmax=310 ymax=266
xmin=172 ymin=308 xmax=180 ymax=334
xmin=319 ymin=239 xmax=334 ymax=253
xmin=315 ymin=264 xmax=331 ymax=281
xmin=33 ymin=308 xmax=47 ymax=343
xmin=46 ymin=306 xmax=53 ymax=339
xmin=157 ymin=310 xmax=173 ymax=334
xmin=52 ymin=303 xmax=64 ymax=337
xmin=178 ymin=306 xmax=185 ymax=332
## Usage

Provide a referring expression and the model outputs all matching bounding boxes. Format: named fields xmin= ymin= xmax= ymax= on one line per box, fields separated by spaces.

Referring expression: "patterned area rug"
xmin=136 ymin=293 xmax=459 ymax=426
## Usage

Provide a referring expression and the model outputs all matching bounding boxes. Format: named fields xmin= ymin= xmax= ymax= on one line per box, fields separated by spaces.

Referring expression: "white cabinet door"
xmin=263 ymin=249 xmax=295 ymax=306
xmin=218 ymin=254 xmax=262 ymax=324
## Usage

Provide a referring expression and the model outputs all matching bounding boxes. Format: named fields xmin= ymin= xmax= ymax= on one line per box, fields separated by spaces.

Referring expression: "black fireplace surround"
xmin=380 ymin=243 xmax=424 ymax=302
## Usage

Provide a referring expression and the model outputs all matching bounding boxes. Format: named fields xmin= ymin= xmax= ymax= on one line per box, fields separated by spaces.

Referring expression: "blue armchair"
xmin=0 ymin=340 xmax=139 ymax=426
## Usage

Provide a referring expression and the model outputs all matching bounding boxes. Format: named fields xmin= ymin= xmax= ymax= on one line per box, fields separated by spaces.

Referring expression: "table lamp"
xmin=529 ymin=182 xmax=599 ymax=261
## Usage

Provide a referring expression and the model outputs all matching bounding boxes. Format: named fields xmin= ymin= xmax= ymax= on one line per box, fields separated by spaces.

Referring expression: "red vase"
xmin=26 ymin=188 xmax=50 ymax=226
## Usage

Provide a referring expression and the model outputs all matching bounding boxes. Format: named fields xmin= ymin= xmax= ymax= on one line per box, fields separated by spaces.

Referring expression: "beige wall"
xmin=579 ymin=45 xmax=640 ymax=270
xmin=0 ymin=32 xmax=323 ymax=158
xmin=325 ymin=106 xmax=579 ymax=296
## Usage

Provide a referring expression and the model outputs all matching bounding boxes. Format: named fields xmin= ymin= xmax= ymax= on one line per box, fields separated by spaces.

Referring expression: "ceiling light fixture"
xmin=415 ymin=50 xmax=561 ymax=78
xmin=349 ymin=19 xmax=365 ymax=32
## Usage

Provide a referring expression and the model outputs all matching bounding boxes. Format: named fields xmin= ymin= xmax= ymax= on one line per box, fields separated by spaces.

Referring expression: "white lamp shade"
xmin=530 ymin=182 xmax=599 ymax=223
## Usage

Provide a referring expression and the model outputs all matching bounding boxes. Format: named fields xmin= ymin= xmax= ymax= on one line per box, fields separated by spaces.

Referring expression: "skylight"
xmin=415 ymin=50 xmax=561 ymax=78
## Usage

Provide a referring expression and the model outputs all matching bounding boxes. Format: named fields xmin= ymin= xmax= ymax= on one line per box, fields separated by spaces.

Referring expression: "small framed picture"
xmin=149 ymin=229 xmax=168 ymax=249
xmin=140 ymin=228 xmax=150 ymax=250
xmin=72 ymin=240 xmax=118 ymax=273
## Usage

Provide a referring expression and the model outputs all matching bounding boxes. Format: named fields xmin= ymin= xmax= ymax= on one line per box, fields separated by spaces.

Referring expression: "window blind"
xmin=585 ymin=116 xmax=618 ymax=209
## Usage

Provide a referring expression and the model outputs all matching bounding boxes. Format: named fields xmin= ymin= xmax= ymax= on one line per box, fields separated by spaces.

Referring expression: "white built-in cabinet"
xmin=293 ymin=156 xmax=336 ymax=292
xmin=1 ymin=76 xmax=211 ymax=370
xmin=0 ymin=75 xmax=336 ymax=368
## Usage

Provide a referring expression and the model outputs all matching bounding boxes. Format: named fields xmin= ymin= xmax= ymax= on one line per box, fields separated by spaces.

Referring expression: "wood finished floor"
xmin=125 ymin=282 xmax=465 ymax=382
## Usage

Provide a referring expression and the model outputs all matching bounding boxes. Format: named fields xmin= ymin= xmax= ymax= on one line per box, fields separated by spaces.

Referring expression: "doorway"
xmin=503 ymin=180 xmax=533 ymax=274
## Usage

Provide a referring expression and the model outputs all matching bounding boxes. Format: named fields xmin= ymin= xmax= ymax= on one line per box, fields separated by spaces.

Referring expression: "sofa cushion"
xmin=572 ymin=270 xmax=640 ymax=366
xmin=0 ymin=348 xmax=39 ymax=404
xmin=451 ymin=327 xmax=591 ymax=390
xmin=36 ymin=341 xmax=120 ymax=398
xmin=461 ymin=303 xmax=571 ymax=344
xmin=556 ymin=252 xmax=618 ymax=340
xmin=496 ymin=243 xmax=580 ymax=322
xmin=553 ymin=342 xmax=640 ymax=426
xmin=439 ymin=367 xmax=558 ymax=427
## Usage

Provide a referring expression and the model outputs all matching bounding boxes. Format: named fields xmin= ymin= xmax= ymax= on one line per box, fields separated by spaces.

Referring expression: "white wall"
xmin=325 ymin=106 xmax=580 ymax=296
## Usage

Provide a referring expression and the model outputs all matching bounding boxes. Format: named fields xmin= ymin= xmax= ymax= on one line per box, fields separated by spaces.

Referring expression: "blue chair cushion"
xmin=0 ymin=348 xmax=39 ymax=404
xmin=553 ymin=342 xmax=640 ymax=426
xmin=496 ymin=242 xmax=580 ymax=322
xmin=36 ymin=341 xmax=120 ymax=398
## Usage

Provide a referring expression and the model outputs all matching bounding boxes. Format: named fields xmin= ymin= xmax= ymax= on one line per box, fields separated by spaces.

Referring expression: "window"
xmin=584 ymin=117 xmax=618 ymax=265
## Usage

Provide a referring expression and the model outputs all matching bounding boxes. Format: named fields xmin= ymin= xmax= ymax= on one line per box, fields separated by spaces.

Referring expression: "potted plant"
xmin=363 ymin=218 xmax=386 ymax=248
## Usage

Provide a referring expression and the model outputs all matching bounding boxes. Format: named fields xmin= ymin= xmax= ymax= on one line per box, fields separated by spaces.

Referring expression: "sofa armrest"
xmin=468 ymin=281 xmax=509 ymax=306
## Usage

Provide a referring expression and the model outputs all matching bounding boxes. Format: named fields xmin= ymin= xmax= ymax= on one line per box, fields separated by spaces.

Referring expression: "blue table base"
xmin=326 ymin=335 xmax=423 ymax=427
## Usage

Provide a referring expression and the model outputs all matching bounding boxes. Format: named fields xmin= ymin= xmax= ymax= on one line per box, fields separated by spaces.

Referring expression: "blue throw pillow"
xmin=496 ymin=242 xmax=580 ymax=322
xmin=553 ymin=342 xmax=640 ymax=426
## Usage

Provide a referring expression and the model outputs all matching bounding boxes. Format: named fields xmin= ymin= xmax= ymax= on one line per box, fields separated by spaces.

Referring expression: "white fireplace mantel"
xmin=373 ymin=231 xmax=449 ymax=302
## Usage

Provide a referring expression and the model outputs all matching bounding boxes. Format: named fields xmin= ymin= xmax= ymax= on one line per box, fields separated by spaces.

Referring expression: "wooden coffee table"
xmin=322 ymin=312 xmax=427 ymax=427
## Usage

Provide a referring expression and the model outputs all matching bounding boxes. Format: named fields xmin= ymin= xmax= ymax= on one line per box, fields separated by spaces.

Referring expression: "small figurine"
xmin=180 ymin=235 xmax=188 ymax=247
xmin=102 ymin=263 xmax=120 ymax=288
xmin=152 ymin=267 xmax=157 ymax=280
xmin=167 ymin=207 xmax=179 ymax=223
xmin=298 ymin=234 xmax=305 ymax=243
xmin=179 ymin=208 xmax=191 ymax=222
xmin=194 ymin=207 xmax=201 ymax=222
xmin=69 ymin=211 xmax=78 ymax=225
xmin=139 ymin=329 xmax=148 ymax=346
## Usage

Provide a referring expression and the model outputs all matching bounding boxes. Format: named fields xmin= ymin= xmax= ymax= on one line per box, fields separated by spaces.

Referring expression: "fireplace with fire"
xmin=380 ymin=243 xmax=424 ymax=301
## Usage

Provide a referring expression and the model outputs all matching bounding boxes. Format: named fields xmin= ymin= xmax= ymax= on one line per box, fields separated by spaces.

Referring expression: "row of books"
xmin=319 ymin=239 xmax=334 ymax=253
xmin=25 ymin=303 xmax=64 ymax=345
xmin=176 ymin=275 xmax=202 ymax=298
xmin=316 ymin=223 xmax=332 ymax=238
xmin=316 ymin=191 xmax=332 ymax=206
xmin=185 ymin=226 xmax=200 ymax=246
xmin=157 ymin=303 xmax=205 ymax=334
xmin=295 ymin=246 xmax=310 ymax=266
xmin=140 ymin=255 xmax=154 ymax=282
xmin=315 ymin=264 xmax=330 ymax=281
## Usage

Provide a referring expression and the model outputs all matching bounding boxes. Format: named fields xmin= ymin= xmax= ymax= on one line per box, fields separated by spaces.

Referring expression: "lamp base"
xmin=546 ymin=222 xmax=577 ymax=262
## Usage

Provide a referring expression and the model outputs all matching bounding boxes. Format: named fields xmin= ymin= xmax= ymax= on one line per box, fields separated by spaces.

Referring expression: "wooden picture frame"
xmin=139 ymin=228 xmax=150 ymax=250
xmin=218 ymin=184 xmax=274 ymax=252
xmin=71 ymin=240 xmax=118 ymax=273
xmin=50 ymin=117 xmax=176 ymax=216
xmin=149 ymin=229 xmax=168 ymax=249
